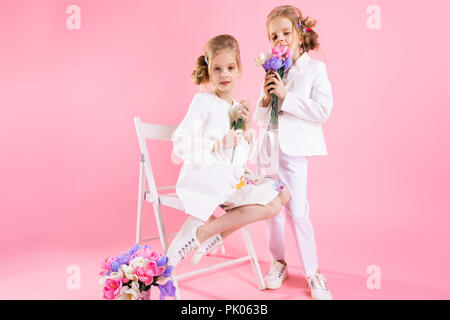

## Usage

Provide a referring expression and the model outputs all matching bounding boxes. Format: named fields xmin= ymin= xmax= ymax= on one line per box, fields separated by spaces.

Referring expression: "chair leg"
xmin=136 ymin=161 xmax=145 ymax=244
xmin=241 ymin=227 xmax=266 ymax=290
xmin=152 ymin=202 xmax=169 ymax=254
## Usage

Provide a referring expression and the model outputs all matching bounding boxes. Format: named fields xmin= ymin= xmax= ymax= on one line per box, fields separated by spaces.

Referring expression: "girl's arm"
xmin=173 ymin=94 xmax=216 ymax=164
xmin=280 ymin=62 xmax=333 ymax=123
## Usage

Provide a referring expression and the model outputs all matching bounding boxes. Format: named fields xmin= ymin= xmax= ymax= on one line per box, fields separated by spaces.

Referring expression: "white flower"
xmin=121 ymin=264 xmax=138 ymax=282
xmin=117 ymin=281 xmax=140 ymax=300
xmin=98 ymin=270 xmax=124 ymax=288
xmin=98 ymin=276 xmax=107 ymax=288
xmin=129 ymin=256 xmax=148 ymax=269
xmin=253 ymin=52 xmax=266 ymax=66
xmin=228 ymin=106 xmax=241 ymax=122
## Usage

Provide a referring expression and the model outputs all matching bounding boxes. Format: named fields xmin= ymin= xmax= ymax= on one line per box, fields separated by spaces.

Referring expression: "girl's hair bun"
xmin=191 ymin=55 xmax=210 ymax=85
xmin=301 ymin=16 xmax=319 ymax=52
xmin=303 ymin=16 xmax=317 ymax=29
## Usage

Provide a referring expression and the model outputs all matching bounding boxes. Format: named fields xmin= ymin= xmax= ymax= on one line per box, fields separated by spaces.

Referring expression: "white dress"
xmin=173 ymin=92 xmax=286 ymax=221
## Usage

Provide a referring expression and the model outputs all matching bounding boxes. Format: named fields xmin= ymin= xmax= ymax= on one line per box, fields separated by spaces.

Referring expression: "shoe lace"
xmin=205 ymin=235 xmax=221 ymax=253
xmin=267 ymin=262 xmax=285 ymax=279
xmin=308 ymin=273 xmax=329 ymax=291
xmin=177 ymin=237 xmax=197 ymax=258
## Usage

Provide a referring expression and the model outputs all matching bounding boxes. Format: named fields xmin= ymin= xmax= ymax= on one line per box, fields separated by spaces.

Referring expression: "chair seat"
xmin=145 ymin=192 xmax=185 ymax=211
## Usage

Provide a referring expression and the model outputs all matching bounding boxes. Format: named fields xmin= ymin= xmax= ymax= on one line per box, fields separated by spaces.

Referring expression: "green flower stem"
xmin=269 ymin=69 xmax=284 ymax=125
xmin=234 ymin=118 xmax=244 ymax=130
xmin=270 ymin=93 xmax=278 ymax=124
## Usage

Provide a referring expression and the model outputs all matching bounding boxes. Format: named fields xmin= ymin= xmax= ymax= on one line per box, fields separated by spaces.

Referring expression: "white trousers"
xmin=266 ymin=149 xmax=319 ymax=278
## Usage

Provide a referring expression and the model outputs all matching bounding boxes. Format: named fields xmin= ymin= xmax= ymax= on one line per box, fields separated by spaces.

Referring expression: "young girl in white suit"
xmin=167 ymin=35 xmax=290 ymax=269
xmin=255 ymin=6 xmax=333 ymax=300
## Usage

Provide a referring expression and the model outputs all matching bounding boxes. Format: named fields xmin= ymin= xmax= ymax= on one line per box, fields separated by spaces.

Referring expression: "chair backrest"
xmin=134 ymin=117 xmax=178 ymax=203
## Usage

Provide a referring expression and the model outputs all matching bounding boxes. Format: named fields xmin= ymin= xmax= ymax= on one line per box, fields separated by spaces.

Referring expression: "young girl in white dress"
xmin=255 ymin=6 xmax=334 ymax=300
xmin=167 ymin=35 xmax=290 ymax=269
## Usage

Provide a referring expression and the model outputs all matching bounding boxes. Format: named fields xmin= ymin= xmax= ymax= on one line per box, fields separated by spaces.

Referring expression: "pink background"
xmin=1 ymin=0 xmax=449 ymax=299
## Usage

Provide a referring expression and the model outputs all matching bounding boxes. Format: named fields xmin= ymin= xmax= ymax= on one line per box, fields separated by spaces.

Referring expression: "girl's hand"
xmin=220 ymin=129 xmax=244 ymax=150
xmin=261 ymin=94 xmax=271 ymax=108
xmin=263 ymin=71 xmax=273 ymax=97
xmin=264 ymin=71 xmax=287 ymax=100
xmin=238 ymin=100 xmax=252 ymax=131
xmin=261 ymin=71 xmax=274 ymax=107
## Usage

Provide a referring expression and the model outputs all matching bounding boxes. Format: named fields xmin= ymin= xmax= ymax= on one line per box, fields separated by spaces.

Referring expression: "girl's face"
xmin=268 ymin=16 xmax=301 ymax=56
xmin=209 ymin=49 xmax=240 ymax=95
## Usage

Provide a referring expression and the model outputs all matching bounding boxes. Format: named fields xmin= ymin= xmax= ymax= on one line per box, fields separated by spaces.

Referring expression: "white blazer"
xmin=254 ymin=52 xmax=333 ymax=159
xmin=173 ymin=92 xmax=255 ymax=221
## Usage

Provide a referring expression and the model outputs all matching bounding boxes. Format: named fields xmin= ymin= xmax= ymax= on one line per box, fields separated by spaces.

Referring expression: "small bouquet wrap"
xmin=228 ymin=104 xmax=244 ymax=162
xmin=99 ymin=243 xmax=176 ymax=300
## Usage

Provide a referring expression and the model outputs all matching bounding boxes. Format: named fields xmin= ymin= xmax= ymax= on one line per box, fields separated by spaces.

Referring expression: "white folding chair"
xmin=134 ymin=117 xmax=265 ymax=299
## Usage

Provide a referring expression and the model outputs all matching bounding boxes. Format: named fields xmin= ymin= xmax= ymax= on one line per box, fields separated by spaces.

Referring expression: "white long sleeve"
xmin=280 ymin=62 xmax=333 ymax=123
xmin=173 ymin=93 xmax=216 ymax=164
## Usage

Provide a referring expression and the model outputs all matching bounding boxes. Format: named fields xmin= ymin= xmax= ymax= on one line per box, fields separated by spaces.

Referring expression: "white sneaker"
xmin=264 ymin=261 xmax=288 ymax=289
xmin=167 ymin=216 xmax=203 ymax=267
xmin=191 ymin=233 xmax=225 ymax=265
xmin=307 ymin=272 xmax=332 ymax=300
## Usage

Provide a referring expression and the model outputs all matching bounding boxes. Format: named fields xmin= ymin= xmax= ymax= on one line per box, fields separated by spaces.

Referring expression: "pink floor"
xmin=2 ymin=217 xmax=449 ymax=300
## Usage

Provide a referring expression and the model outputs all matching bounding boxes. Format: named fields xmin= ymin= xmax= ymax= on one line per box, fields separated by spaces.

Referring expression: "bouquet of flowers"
xmin=254 ymin=45 xmax=293 ymax=128
xmin=228 ymin=105 xmax=244 ymax=162
xmin=99 ymin=243 xmax=176 ymax=300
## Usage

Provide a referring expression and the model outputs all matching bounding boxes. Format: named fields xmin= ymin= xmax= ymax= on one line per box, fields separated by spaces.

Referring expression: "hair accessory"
xmin=204 ymin=56 xmax=208 ymax=65
xmin=297 ymin=18 xmax=313 ymax=33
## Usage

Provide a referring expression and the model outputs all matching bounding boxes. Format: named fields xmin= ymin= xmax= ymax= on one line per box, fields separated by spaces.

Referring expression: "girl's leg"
xmin=205 ymin=215 xmax=234 ymax=239
xmin=278 ymin=154 xmax=319 ymax=278
xmin=196 ymin=186 xmax=290 ymax=243
xmin=265 ymin=175 xmax=289 ymax=264
xmin=266 ymin=202 xmax=286 ymax=263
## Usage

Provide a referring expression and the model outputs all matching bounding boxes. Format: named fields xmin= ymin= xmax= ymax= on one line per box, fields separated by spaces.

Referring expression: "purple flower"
xmin=157 ymin=255 xmax=168 ymax=267
xmin=283 ymin=58 xmax=292 ymax=70
xmin=263 ymin=56 xmax=283 ymax=72
xmin=161 ymin=265 xmax=174 ymax=278
xmin=110 ymin=260 xmax=120 ymax=272
xmin=159 ymin=280 xmax=176 ymax=300
xmin=127 ymin=243 xmax=151 ymax=259
xmin=118 ymin=252 xmax=130 ymax=265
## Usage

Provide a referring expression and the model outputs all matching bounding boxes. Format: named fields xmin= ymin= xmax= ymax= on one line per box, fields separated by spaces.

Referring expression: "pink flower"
xmin=286 ymin=49 xmax=294 ymax=59
xmin=99 ymin=257 xmax=115 ymax=276
xmin=135 ymin=247 xmax=160 ymax=262
xmin=148 ymin=260 xmax=165 ymax=276
xmin=135 ymin=261 xmax=165 ymax=285
xmin=272 ymin=45 xmax=289 ymax=58
xmin=135 ymin=264 xmax=154 ymax=286
xmin=103 ymin=278 xmax=122 ymax=300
